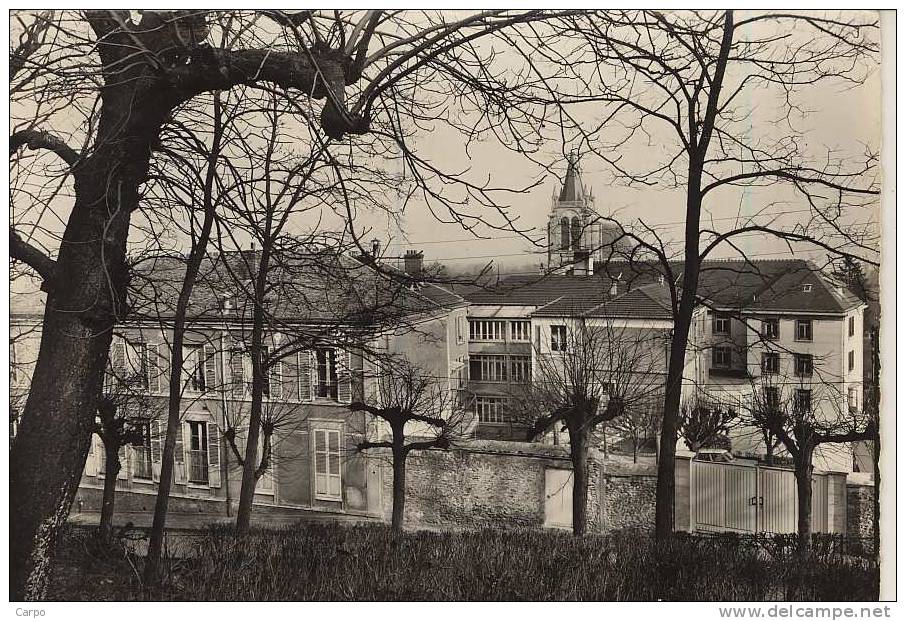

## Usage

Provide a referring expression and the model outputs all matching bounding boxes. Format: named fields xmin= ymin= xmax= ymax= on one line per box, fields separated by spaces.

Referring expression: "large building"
xmin=10 ymin=249 xmax=468 ymax=518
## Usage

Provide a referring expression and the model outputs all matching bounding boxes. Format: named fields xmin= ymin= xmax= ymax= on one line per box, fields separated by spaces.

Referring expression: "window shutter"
xmin=299 ymin=350 xmax=312 ymax=402
xmin=96 ymin=435 xmax=107 ymax=476
xmin=337 ymin=350 xmax=352 ymax=404
xmin=270 ymin=360 xmax=283 ymax=399
xmin=313 ymin=429 xmax=327 ymax=497
xmin=84 ymin=434 xmax=99 ymax=477
xmin=255 ymin=434 xmax=275 ymax=493
xmin=230 ymin=346 xmax=246 ymax=397
xmin=148 ymin=344 xmax=160 ymax=394
xmin=207 ymin=421 xmax=221 ymax=488
xmin=203 ymin=344 xmax=217 ymax=392
xmin=151 ymin=420 xmax=162 ymax=482
xmin=117 ymin=445 xmax=129 ymax=480
xmin=112 ymin=341 xmax=127 ymax=376
xmin=174 ymin=422 xmax=186 ymax=483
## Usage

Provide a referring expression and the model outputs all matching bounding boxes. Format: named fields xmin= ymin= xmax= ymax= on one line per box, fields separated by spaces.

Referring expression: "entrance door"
xmin=692 ymin=461 xmax=757 ymax=533
xmin=544 ymin=468 xmax=573 ymax=529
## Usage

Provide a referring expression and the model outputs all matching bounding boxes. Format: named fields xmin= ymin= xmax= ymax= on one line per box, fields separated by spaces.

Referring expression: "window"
xmin=476 ymin=396 xmax=509 ymax=424
xmin=510 ymin=356 xmax=532 ymax=383
xmin=551 ymin=325 xmax=567 ymax=352
xmin=570 ymin=217 xmax=582 ymax=250
xmin=132 ymin=419 xmax=153 ymax=479
xmin=712 ymin=346 xmax=731 ymax=368
xmin=848 ymin=386 xmax=859 ymax=412
xmin=183 ymin=345 xmax=206 ymax=393
xmin=764 ymin=387 xmax=780 ymax=411
xmin=794 ymin=354 xmax=813 ymax=377
xmin=795 ymin=319 xmax=813 ymax=342
xmin=848 ymin=316 xmax=855 ymax=338
xmin=10 ymin=408 xmax=20 ymax=441
xmin=761 ymin=352 xmax=780 ymax=375
xmin=187 ymin=421 xmax=209 ymax=484
xmin=456 ymin=315 xmax=466 ymax=344
xmin=794 ymin=389 xmax=812 ymax=414
xmin=712 ymin=316 xmax=731 ymax=335
xmin=313 ymin=428 xmax=342 ymax=500
xmin=762 ymin=318 xmax=779 ymax=340
xmin=316 ymin=348 xmax=338 ymax=400
xmin=469 ymin=355 xmax=508 ymax=382
xmin=802 ymin=283 xmax=813 ymax=293
xmin=848 ymin=350 xmax=855 ymax=372
xmin=559 ymin=217 xmax=570 ymax=250
xmin=469 ymin=320 xmax=505 ymax=342
xmin=510 ymin=320 xmax=531 ymax=342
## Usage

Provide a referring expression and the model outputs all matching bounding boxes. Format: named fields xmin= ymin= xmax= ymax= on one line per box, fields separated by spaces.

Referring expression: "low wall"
xmin=380 ymin=440 xmax=657 ymax=533
xmin=846 ymin=481 xmax=876 ymax=542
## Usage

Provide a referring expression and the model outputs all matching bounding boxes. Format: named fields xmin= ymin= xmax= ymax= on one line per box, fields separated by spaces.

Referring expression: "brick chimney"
xmin=404 ymin=250 xmax=424 ymax=276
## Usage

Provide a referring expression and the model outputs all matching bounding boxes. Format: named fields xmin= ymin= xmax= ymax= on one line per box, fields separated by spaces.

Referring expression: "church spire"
xmin=558 ymin=151 xmax=585 ymax=204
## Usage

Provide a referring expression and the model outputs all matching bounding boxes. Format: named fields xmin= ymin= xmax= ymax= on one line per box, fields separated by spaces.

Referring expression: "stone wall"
xmin=380 ymin=440 xmax=657 ymax=533
xmin=846 ymin=481 xmax=876 ymax=541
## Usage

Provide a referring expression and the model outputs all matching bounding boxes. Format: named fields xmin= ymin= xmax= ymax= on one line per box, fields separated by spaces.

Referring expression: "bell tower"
xmin=547 ymin=153 xmax=598 ymax=274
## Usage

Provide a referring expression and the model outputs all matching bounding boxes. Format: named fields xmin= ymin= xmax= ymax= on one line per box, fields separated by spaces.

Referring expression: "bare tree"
xmin=607 ymin=398 xmax=661 ymax=463
xmin=93 ymin=340 xmax=155 ymax=543
xmin=351 ymin=356 xmax=466 ymax=532
xmin=513 ymin=316 xmax=667 ymax=535
xmin=9 ymin=10 xmax=578 ymax=596
xmin=506 ymin=10 xmax=880 ymax=538
xmin=743 ymin=378 xmax=875 ymax=556
xmin=678 ymin=397 xmax=738 ymax=453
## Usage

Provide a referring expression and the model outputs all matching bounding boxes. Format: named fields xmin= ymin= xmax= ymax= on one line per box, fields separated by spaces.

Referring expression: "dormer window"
xmin=802 ymin=283 xmax=813 ymax=293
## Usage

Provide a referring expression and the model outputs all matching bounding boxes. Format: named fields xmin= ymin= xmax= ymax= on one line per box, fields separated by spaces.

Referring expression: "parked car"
xmin=693 ymin=448 xmax=735 ymax=463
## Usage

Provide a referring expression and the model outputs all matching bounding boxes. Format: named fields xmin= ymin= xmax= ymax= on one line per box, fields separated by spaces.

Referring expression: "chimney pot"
xmin=371 ymin=239 xmax=381 ymax=258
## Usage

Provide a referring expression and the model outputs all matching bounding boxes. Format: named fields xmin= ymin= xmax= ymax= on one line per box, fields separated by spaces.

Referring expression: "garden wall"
xmin=846 ymin=480 xmax=876 ymax=541
xmin=380 ymin=440 xmax=658 ymax=533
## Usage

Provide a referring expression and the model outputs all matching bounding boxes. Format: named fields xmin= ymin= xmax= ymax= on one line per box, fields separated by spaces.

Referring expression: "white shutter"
xmin=230 ymin=345 xmax=246 ymax=397
xmin=203 ymin=344 xmax=217 ymax=392
xmin=270 ymin=360 xmax=283 ymax=400
xmin=84 ymin=434 xmax=99 ymax=477
xmin=313 ymin=429 xmax=328 ymax=497
xmin=96 ymin=434 xmax=107 ymax=476
xmin=148 ymin=343 xmax=161 ymax=394
xmin=255 ymin=433 xmax=275 ymax=493
xmin=207 ymin=421 xmax=221 ymax=488
xmin=111 ymin=341 xmax=127 ymax=376
xmin=337 ymin=350 xmax=352 ymax=404
xmin=299 ymin=350 xmax=313 ymax=402
xmin=151 ymin=420 xmax=162 ymax=482
xmin=174 ymin=422 xmax=187 ymax=483
xmin=117 ymin=445 xmax=129 ymax=480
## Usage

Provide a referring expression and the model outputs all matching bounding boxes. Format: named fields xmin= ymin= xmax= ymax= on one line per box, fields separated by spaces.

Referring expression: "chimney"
xmin=371 ymin=239 xmax=381 ymax=258
xmin=404 ymin=250 xmax=424 ymax=276
xmin=609 ymin=280 xmax=618 ymax=296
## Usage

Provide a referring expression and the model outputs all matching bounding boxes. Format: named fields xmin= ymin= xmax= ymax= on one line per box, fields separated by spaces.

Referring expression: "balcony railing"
xmin=187 ymin=449 xmax=209 ymax=484
xmin=133 ymin=446 xmax=153 ymax=479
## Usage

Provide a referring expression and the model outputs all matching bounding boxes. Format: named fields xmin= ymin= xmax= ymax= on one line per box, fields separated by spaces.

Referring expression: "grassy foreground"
xmin=51 ymin=523 xmax=878 ymax=601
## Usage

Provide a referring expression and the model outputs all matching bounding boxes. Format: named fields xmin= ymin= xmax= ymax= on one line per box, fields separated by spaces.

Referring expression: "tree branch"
xmin=9 ymin=129 xmax=81 ymax=169
xmin=10 ymin=228 xmax=57 ymax=286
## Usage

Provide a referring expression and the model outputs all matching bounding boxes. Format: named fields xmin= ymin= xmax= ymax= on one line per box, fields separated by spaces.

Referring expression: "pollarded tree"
xmin=607 ymin=398 xmax=661 ymax=463
xmin=744 ymin=378 xmax=875 ymax=556
xmin=9 ymin=10 xmax=582 ymax=597
xmin=678 ymin=397 xmax=738 ymax=453
xmin=351 ymin=356 xmax=467 ymax=532
xmin=507 ymin=10 xmax=880 ymax=538
xmin=513 ymin=314 xmax=668 ymax=535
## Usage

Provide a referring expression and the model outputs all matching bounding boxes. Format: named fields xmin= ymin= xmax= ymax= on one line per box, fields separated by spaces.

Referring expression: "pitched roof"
xmin=558 ymin=155 xmax=585 ymax=203
xmin=12 ymin=251 xmax=465 ymax=326
xmin=531 ymin=283 xmax=673 ymax=320
xmin=467 ymin=259 xmax=863 ymax=315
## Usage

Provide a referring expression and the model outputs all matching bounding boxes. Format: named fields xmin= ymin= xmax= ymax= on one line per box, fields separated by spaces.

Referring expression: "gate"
xmin=690 ymin=461 xmax=835 ymax=534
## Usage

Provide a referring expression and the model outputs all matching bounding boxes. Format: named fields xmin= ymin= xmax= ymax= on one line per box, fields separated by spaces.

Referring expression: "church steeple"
xmin=558 ymin=152 xmax=585 ymax=204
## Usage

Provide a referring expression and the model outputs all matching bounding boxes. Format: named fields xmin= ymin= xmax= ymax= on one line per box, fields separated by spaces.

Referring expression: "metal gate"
xmin=691 ymin=461 xmax=833 ymax=534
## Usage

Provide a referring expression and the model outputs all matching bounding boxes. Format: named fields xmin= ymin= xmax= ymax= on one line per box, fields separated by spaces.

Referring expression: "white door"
xmin=544 ymin=468 xmax=573 ymax=529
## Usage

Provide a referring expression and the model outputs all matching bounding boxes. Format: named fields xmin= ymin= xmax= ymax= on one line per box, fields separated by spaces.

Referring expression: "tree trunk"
xmin=653 ymin=9 xmax=734 ymax=543
xmin=145 ymin=96 xmax=222 ymax=582
xmin=569 ymin=427 xmax=590 ymax=536
xmin=9 ymin=104 xmax=162 ymax=597
xmin=391 ymin=447 xmax=407 ymax=533
xmin=794 ymin=446 xmax=815 ymax=559
xmin=98 ymin=440 xmax=122 ymax=543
